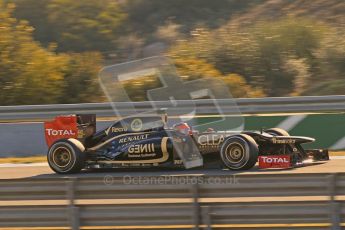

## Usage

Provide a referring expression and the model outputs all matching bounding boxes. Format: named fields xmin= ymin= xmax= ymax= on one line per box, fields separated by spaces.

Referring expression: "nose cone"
xmin=285 ymin=136 xmax=315 ymax=144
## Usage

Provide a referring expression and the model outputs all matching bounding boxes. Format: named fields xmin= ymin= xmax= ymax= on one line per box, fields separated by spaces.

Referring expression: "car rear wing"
xmin=44 ymin=114 xmax=96 ymax=147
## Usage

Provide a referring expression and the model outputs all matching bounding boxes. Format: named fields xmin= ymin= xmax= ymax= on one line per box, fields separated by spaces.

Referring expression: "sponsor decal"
xmin=272 ymin=138 xmax=296 ymax=144
xmin=198 ymin=134 xmax=226 ymax=146
xmin=111 ymin=127 xmax=128 ymax=133
xmin=174 ymin=159 xmax=183 ymax=165
xmin=46 ymin=129 xmax=76 ymax=136
xmin=128 ymin=153 xmax=156 ymax=158
xmin=89 ymin=132 xmax=151 ymax=151
xmin=44 ymin=116 xmax=78 ymax=147
xmin=173 ymin=137 xmax=183 ymax=143
xmin=258 ymin=155 xmax=291 ymax=169
xmin=98 ymin=137 xmax=169 ymax=164
xmin=119 ymin=134 xmax=149 ymax=143
xmin=128 ymin=143 xmax=156 ymax=158
xmin=77 ymin=130 xmax=84 ymax=138
xmin=131 ymin=119 xmax=143 ymax=131
xmin=128 ymin=143 xmax=155 ymax=154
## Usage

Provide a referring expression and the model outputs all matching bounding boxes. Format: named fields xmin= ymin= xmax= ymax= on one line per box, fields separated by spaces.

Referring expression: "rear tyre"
xmin=47 ymin=139 xmax=85 ymax=174
xmin=220 ymin=134 xmax=258 ymax=170
xmin=265 ymin=128 xmax=290 ymax=136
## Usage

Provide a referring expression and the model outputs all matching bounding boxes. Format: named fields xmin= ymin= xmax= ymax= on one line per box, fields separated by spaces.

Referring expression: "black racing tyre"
xmin=265 ymin=128 xmax=290 ymax=136
xmin=47 ymin=139 xmax=85 ymax=174
xmin=220 ymin=134 xmax=258 ymax=170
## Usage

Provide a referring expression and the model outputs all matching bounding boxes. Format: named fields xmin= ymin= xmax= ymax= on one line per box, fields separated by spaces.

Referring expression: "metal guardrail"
xmin=1 ymin=95 xmax=345 ymax=121
xmin=0 ymin=173 xmax=343 ymax=229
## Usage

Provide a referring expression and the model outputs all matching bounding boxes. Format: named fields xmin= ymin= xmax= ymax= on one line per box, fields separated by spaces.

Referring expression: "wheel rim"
xmin=225 ymin=143 xmax=245 ymax=164
xmin=52 ymin=147 xmax=72 ymax=168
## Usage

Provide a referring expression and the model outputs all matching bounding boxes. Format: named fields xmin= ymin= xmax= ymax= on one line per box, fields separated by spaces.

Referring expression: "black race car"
xmin=45 ymin=114 xmax=329 ymax=174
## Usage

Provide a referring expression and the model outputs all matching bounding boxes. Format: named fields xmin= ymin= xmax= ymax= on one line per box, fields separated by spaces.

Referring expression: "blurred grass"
xmin=330 ymin=151 xmax=345 ymax=156
xmin=0 ymin=156 xmax=46 ymax=164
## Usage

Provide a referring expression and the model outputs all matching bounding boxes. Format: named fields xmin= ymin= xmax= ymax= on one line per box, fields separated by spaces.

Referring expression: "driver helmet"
xmin=173 ymin=122 xmax=191 ymax=135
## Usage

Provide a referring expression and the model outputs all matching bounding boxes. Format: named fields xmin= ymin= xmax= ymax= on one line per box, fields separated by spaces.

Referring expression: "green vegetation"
xmin=170 ymin=18 xmax=338 ymax=97
xmin=0 ymin=0 xmax=344 ymax=105
xmin=0 ymin=1 xmax=104 ymax=105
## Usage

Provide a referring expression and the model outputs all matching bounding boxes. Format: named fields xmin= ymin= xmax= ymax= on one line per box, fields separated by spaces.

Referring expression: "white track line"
xmin=330 ymin=136 xmax=345 ymax=150
xmin=330 ymin=156 xmax=345 ymax=160
xmin=277 ymin=114 xmax=307 ymax=131
xmin=0 ymin=162 xmax=48 ymax=168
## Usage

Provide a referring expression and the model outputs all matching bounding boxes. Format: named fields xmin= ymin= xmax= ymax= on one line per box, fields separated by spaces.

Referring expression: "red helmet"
xmin=173 ymin=122 xmax=191 ymax=135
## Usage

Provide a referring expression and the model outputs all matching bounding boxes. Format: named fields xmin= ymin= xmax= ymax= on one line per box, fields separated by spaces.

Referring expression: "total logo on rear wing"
xmin=44 ymin=114 xmax=96 ymax=147
xmin=44 ymin=115 xmax=78 ymax=147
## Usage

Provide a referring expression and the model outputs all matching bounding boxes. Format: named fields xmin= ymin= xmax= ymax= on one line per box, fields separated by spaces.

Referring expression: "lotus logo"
xmin=131 ymin=119 xmax=143 ymax=131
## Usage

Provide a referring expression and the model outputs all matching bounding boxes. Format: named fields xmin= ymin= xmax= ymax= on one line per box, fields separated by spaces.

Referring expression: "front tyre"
xmin=47 ymin=139 xmax=85 ymax=174
xmin=220 ymin=134 xmax=258 ymax=170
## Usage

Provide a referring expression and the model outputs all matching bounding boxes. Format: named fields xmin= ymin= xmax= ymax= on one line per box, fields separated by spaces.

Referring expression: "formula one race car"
xmin=44 ymin=114 xmax=329 ymax=174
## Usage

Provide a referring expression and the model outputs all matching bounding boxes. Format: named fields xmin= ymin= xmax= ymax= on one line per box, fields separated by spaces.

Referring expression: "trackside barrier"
xmin=1 ymin=95 xmax=345 ymax=156
xmin=0 ymin=173 xmax=344 ymax=229
xmin=1 ymin=95 xmax=345 ymax=121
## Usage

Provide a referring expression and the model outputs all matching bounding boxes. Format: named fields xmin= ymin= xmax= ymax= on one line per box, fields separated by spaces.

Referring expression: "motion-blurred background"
xmin=1 ymin=3 xmax=345 ymax=229
xmin=0 ymin=0 xmax=344 ymax=105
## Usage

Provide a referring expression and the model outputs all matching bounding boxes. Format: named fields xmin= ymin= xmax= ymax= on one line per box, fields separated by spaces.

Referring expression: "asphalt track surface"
xmin=0 ymin=159 xmax=344 ymax=230
xmin=0 ymin=157 xmax=344 ymax=179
